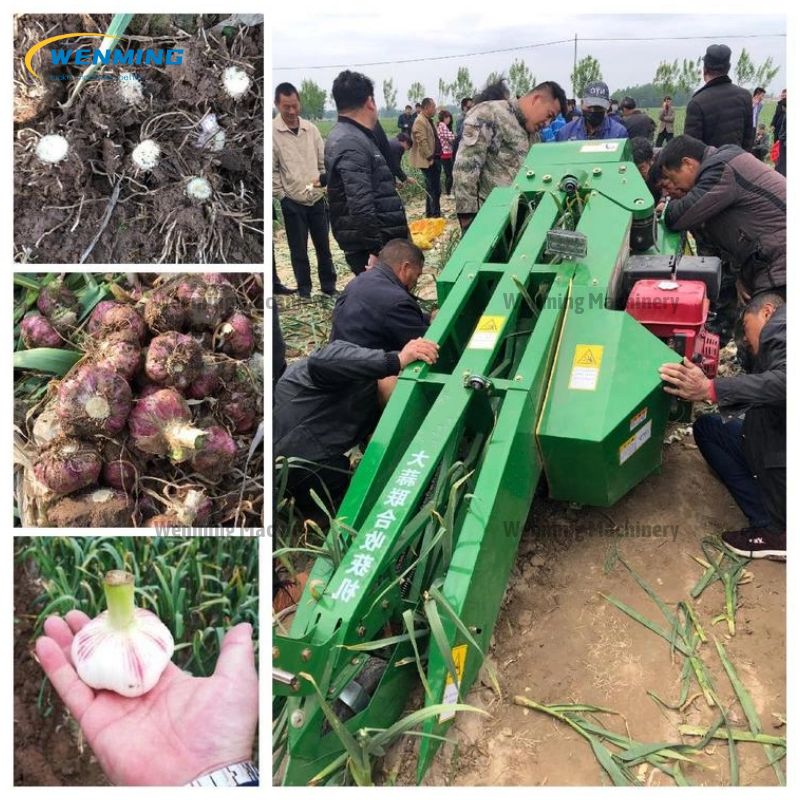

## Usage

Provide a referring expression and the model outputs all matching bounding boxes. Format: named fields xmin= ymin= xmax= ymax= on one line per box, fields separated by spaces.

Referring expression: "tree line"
xmin=294 ymin=48 xmax=780 ymax=119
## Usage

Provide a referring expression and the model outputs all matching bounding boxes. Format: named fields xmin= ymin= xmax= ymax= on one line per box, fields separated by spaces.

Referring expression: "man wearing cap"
xmin=619 ymin=96 xmax=656 ymax=141
xmin=555 ymin=81 xmax=628 ymax=142
xmin=684 ymin=44 xmax=754 ymax=149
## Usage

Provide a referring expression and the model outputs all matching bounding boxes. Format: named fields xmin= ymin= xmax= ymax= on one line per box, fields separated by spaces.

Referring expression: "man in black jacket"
xmin=330 ymin=238 xmax=430 ymax=352
xmin=659 ymin=294 xmax=786 ymax=559
xmin=660 ymin=135 xmax=786 ymax=300
xmin=684 ymin=44 xmax=754 ymax=150
xmin=397 ymin=105 xmax=415 ymax=137
xmin=325 ymin=70 xmax=410 ymax=275
xmin=274 ymin=337 xmax=439 ymax=512
xmin=620 ymin=97 xmax=656 ymax=141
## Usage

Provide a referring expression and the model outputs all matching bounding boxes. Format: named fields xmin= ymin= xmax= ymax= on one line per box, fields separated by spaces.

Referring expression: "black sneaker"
xmin=273 ymin=283 xmax=296 ymax=296
xmin=721 ymin=527 xmax=786 ymax=560
xmin=322 ymin=288 xmax=340 ymax=297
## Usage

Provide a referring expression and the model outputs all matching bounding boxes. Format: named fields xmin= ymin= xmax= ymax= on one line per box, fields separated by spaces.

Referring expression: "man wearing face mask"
xmin=453 ymin=80 xmax=568 ymax=231
xmin=330 ymin=238 xmax=431 ymax=353
xmin=555 ymin=81 xmax=628 ymax=142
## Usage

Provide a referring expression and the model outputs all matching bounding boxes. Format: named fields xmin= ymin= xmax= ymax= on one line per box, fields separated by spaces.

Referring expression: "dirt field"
xmin=14 ymin=557 xmax=108 ymax=786
xmin=14 ymin=14 xmax=263 ymax=264
xmin=390 ymin=441 xmax=786 ymax=787
xmin=273 ymin=188 xmax=785 ymax=787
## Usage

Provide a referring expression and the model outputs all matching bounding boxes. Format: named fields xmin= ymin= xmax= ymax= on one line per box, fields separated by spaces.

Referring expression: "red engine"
xmin=625 ymin=279 xmax=720 ymax=378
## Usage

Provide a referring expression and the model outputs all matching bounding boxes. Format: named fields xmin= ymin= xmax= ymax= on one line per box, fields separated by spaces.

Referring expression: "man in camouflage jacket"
xmin=453 ymin=81 xmax=567 ymax=231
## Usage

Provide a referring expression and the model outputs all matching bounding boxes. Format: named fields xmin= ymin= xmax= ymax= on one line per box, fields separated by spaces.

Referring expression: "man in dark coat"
xmin=660 ymin=135 xmax=785 ymax=300
xmin=770 ymin=88 xmax=786 ymax=138
xmin=331 ymin=239 xmax=430 ymax=352
xmin=274 ymin=337 xmax=438 ymax=512
xmin=386 ymin=133 xmax=412 ymax=184
xmin=620 ymin=97 xmax=656 ymax=141
xmin=659 ymin=294 xmax=785 ymax=559
xmin=397 ymin=105 xmax=415 ymax=137
xmin=684 ymin=44 xmax=754 ymax=149
xmin=325 ymin=70 xmax=410 ymax=275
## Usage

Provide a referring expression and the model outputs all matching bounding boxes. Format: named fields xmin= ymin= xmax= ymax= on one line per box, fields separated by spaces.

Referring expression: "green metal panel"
xmin=537 ymin=297 xmax=680 ymax=506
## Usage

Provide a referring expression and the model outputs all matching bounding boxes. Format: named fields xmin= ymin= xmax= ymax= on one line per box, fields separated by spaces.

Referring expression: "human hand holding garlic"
xmin=35 ymin=610 xmax=258 ymax=786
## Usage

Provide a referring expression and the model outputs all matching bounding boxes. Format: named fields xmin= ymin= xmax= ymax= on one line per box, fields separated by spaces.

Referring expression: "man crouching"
xmin=659 ymin=293 xmax=786 ymax=559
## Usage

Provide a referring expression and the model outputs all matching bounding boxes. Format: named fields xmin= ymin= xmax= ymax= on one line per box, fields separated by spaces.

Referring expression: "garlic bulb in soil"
xmin=217 ymin=311 xmax=254 ymax=358
xmin=128 ymin=388 xmax=207 ymax=462
xmin=145 ymin=332 xmax=203 ymax=390
xmin=186 ymin=177 xmax=212 ymax=201
xmin=222 ymin=66 xmax=251 ymax=99
xmin=132 ymin=139 xmax=160 ymax=171
xmin=87 ymin=301 xmax=147 ymax=343
xmin=118 ymin=72 xmax=144 ymax=105
xmin=91 ymin=331 xmax=142 ymax=381
xmin=191 ymin=426 xmax=237 ymax=479
xmin=33 ymin=438 xmax=101 ymax=495
xmin=141 ymin=289 xmax=185 ymax=333
xmin=36 ymin=134 xmax=69 ymax=164
xmin=58 ymin=365 xmax=132 ymax=436
xmin=21 ymin=311 xmax=62 ymax=348
xmin=177 ymin=275 xmax=235 ymax=330
xmin=71 ymin=571 xmax=174 ymax=697
xmin=48 ymin=487 xmax=135 ymax=527
xmin=37 ymin=278 xmax=79 ymax=334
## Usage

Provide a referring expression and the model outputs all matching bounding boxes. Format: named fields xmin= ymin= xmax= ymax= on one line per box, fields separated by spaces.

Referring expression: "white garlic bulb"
xmin=132 ymin=139 xmax=160 ymax=170
xmin=186 ymin=176 xmax=212 ymax=201
xmin=36 ymin=134 xmax=69 ymax=164
xmin=222 ymin=66 xmax=251 ymax=100
xmin=118 ymin=72 xmax=144 ymax=105
xmin=71 ymin=571 xmax=174 ymax=697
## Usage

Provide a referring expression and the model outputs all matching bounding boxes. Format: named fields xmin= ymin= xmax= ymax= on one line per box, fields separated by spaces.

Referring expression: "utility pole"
xmin=573 ymin=33 xmax=578 ymax=97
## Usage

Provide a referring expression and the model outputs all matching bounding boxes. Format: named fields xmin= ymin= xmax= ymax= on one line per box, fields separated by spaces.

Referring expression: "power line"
xmin=274 ymin=32 xmax=785 ymax=71
xmin=274 ymin=38 xmax=573 ymax=71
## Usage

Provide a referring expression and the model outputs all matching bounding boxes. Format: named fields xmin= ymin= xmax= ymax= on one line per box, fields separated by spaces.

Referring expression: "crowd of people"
xmin=273 ymin=41 xmax=786 ymax=561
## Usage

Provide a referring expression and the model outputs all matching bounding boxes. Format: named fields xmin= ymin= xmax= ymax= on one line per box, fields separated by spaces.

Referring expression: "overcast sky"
xmin=273 ymin=11 xmax=785 ymax=111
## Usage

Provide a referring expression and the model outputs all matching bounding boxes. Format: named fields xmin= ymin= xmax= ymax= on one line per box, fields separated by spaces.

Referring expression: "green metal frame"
xmin=274 ymin=139 xmax=683 ymax=785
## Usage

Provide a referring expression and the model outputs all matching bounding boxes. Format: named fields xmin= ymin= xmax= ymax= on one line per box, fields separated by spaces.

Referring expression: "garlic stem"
xmin=103 ymin=570 xmax=135 ymax=628
xmin=165 ymin=422 xmax=208 ymax=462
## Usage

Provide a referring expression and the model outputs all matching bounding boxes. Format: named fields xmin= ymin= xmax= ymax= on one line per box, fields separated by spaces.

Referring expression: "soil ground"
xmin=273 ymin=186 xmax=786 ymax=787
xmin=14 ymin=557 xmax=108 ymax=786
xmin=14 ymin=14 xmax=263 ymax=264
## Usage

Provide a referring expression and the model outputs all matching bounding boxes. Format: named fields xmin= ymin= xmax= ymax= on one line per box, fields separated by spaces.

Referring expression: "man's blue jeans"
xmin=693 ymin=414 xmax=771 ymax=529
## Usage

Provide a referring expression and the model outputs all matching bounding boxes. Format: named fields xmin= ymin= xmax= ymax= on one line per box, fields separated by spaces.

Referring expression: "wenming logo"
xmin=24 ymin=32 xmax=184 ymax=79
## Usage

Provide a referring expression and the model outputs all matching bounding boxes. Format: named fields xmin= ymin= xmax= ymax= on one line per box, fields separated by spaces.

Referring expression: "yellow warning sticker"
xmin=619 ymin=420 xmax=653 ymax=464
xmin=439 ymin=644 xmax=468 ymax=722
xmin=572 ymin=344 xmax=604 ymax=368
xmin=468 ymin=316 xmax=505 ymax=350
xmin=629 ymin=407 xmax=648 ymax=431
xmin=569 ymin=344 xmax=604 ymax=391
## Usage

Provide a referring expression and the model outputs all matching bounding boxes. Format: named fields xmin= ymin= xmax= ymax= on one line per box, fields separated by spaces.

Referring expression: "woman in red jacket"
xmin=437 ymin=109 xmax=455 ymax=197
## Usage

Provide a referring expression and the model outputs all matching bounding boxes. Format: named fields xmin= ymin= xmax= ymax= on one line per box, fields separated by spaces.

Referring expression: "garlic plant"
xmin=35 ymin=134 xmax=69 ymax=164
xmin=118 ymin=72 xmax=144 ymax=105
xmin=71 ymin=570 xmax=174 ymax=697
xmin=186 ymin=176 xmax=212 ymax=201
xmin=222 ymin=66 xmax=251 ymax=100
xmin=132 ymin=139 xmax=161 ymax=171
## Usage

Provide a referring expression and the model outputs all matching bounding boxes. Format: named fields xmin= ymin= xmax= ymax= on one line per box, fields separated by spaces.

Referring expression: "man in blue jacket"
xmin=556 ymin=81 xmax=628 ymax=142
